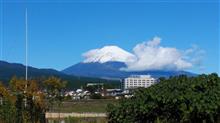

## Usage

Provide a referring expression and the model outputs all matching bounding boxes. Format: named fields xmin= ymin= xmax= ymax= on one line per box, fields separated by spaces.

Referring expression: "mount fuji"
xmin=62 ymin=46 xmax=196 ymax=79
xmin=82 ymin=45 xmax=135 ymax=63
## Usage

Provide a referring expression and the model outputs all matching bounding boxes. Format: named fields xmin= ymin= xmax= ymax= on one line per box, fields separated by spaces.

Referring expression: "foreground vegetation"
xmin=0 ymin=76 xmax=66 ymax=123
xmin=107 ymin=73 xmax=220 ymax=123
xmin=1 ymin=73 xmax=220 ymax=123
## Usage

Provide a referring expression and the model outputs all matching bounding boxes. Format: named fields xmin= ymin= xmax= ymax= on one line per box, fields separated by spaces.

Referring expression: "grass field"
xmin=51 ymin=99 xmax=118 ymax=113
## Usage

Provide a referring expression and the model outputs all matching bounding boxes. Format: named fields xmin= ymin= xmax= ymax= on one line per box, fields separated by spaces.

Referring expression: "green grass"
xmin=51 ymin=99 xmax=118 ymax=113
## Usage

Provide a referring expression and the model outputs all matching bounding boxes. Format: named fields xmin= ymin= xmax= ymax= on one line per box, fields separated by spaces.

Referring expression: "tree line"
xmin=107 ymin=73 xmax=220 ymax=123
xmin=0 ymin=76 xmax=67 ymax=123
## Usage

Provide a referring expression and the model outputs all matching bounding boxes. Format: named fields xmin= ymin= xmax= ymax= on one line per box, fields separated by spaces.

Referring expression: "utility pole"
xmin=24 ymin=8 xmax=28 ymax=108
xmin=25 ymin=8 xmax=28 ymax=83
xmin=0 ymin=0 xmax=3 ymax=60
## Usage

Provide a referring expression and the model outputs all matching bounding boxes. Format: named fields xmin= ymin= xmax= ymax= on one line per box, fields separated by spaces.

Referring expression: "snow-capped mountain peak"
xmin=83 ymin=45 xmax=135 ymax=63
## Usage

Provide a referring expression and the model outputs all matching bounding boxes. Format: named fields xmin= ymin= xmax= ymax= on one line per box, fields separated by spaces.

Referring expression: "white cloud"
xmin=122 ymin=37 xmax=193 ymax=71
xmin=183 ymin=44 xmax=206 ymax=72
xmin=82 ymin=37 xmax=205 ymax=71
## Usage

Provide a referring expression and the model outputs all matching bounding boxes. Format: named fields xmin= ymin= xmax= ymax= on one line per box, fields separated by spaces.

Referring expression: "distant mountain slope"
xmin=0 ymin=60 xmax=120 ymax=89
xmin=63 ymin=62 xmax=127 ymax=79
xmin=0 ymin=60 xmax=64 ymax=79
xmin=62 ymin=61 xmax=196 ymax=79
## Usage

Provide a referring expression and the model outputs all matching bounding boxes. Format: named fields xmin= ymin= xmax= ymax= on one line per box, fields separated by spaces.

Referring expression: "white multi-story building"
xmin=122 ymin=75 xmax=158 ymax=89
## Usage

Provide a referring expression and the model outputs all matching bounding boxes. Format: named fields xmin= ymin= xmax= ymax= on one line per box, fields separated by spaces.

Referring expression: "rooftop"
xmin=128 ymin=75 xmax=152 ymax=78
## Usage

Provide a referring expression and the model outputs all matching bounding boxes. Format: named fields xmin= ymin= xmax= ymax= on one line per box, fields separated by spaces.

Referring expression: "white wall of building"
xmin=123 ymin=75 xmax=157 ymax=89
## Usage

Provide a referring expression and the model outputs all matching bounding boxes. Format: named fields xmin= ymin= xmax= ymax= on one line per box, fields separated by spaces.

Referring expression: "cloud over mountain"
xmin=123 ymin=37 xmax=192 ymax=71
xmin=82 ymin=37 xmax=204 ymax=71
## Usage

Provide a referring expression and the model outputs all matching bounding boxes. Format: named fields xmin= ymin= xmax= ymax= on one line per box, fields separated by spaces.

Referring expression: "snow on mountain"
xmin=83 ymin=45 xmax=136 ymax=63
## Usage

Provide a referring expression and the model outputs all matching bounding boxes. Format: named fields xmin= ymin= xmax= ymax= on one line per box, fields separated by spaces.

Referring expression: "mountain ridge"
xmin=62 ymin=61 xmax=196 ymax=79
xmin=0 ymin=60 xmax=120 ymax=89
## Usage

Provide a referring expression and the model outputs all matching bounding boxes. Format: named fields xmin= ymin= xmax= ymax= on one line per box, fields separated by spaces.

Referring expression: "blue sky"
xmin=0 ymin=0 xmax=219 ymax=74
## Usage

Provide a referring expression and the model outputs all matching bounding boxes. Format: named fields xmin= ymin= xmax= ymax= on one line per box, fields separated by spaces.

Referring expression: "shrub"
xmin=107 ymin=73 xmax=220 ymax=123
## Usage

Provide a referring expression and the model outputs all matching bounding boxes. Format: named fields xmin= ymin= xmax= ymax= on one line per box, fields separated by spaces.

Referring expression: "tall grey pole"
xmin=25 ymin=8 xmax=28 ymax=82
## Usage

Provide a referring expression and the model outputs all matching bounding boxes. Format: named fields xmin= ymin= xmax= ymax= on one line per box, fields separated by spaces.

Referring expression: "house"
xmin=106 ymin=89 xmax=123 ymax=96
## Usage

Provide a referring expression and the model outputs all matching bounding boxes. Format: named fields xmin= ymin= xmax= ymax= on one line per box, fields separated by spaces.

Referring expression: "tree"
xmin=43 ymin=76 xmax=67 ymax=121
xmin=107 ymin=73 xmax=220 ymax=123
xmin=8 ymin=77 xmax=47 ymax=123
xmin=1 ymin=76 xmax=67 ymax=123
xmin=0 ymin=82 xmax=16 ymax=123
